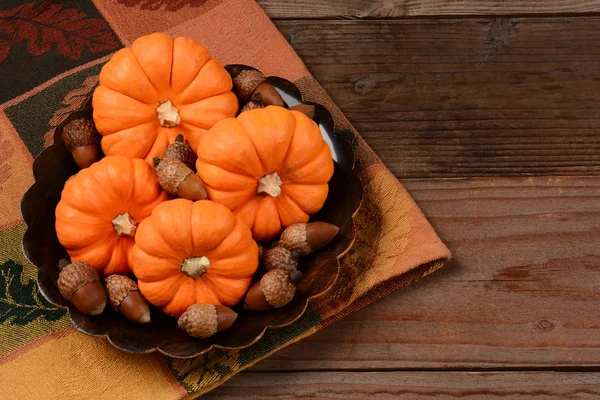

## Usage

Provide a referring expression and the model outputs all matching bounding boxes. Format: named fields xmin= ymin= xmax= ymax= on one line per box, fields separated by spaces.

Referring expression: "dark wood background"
xmin=207 ymin=1 xmax=600 ymax=398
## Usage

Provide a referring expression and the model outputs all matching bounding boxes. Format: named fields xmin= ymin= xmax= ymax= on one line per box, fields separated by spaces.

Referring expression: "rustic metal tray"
xmin=21 ymin=68 xmax=363 ymax=358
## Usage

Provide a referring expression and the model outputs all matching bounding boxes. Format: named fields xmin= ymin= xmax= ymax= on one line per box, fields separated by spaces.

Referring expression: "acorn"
xmin=105 ymin=275 xmax=151 ymax=323
xmin=163 ymin=134 xmax=197 ymax=171
xmin=244 ymin=269 xmax=303 ymax=311
xmin=263 ymin=246 xmax=299 ymax=273
xmin=254 ymin=81 xmax=284 ymax=107
xmin=232 ymin=69 xmax=266 ymax=101
xmin=57 ymin=259 xmax=107 ymax=315
xmin=62 ymin=118 xmax=101 ymax=169
xmin=178 ymin=303 xmax=238 ymax=339
xmin=288 ymin=104 xmax=316 ymax=119
xmin=240 ymin=92 xmax=264 ymax=113
xmin=232 ymin=69 xmax=284 ymax=107
xmin=153 ymin=157 xmax=207 ymax=201
xmin=279 ymin=222 xmax=339 ymax=257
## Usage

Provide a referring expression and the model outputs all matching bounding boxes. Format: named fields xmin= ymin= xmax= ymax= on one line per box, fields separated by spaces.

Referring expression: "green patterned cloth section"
xmin=0 ymin=225 xmax=70 ymax=357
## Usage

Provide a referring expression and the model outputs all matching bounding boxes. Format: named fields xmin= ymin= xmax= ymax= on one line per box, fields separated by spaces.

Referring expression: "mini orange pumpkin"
xmin=196 ymin=106 xmax=334 ymax=242
xmin=131 ymin=199 xmax=258 ymax=318
xmin=55 ymin=156 xmax=168 ymax=276
xmin=92 ymin=32 xmax=238 ymax=163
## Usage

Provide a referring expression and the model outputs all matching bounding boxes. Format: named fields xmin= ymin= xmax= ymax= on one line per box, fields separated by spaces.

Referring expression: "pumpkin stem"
xmin=156 ymin=99 xmax=181 ymax=128
xmin=112 ymin=212 xmax=137 ymax=237
xmin=257 ymin=172 xmax=283 ymax=197
xmin=181 ymin=256 xmax=210 ymax=279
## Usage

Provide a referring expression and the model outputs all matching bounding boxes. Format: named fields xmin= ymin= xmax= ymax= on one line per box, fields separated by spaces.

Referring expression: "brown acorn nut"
xmin=253 ymin=81 xmax=284 ymax=107
xmin=244 ymin=269 xmax=303 ymax=311
xmin=232 ymin=69 xmax=284 ymax=108
xmin=279 ymin=222 xmax=340 ymax=257
xmin=57 ymin=259 xmax=107 ymax=315
xmin=263 ymin=246 xmax=299 ymax=273
xmin=288 ymin=104 xmax=316 ymax=119
xmin=163 ymin=134 xmax=197 ymax=171
xmin=153 ymin=157 xmax=207 ymax=201
xmin=62 ymin=118 xmax=101 ymax=169
xmin=105 ymin=275 xmax=151 ymax=323
xmin=178 ymin=303 xmax=238 ymax=339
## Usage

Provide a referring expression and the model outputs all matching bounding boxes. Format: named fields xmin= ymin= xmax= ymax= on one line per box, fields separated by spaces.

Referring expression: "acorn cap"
xmin=178 ymin=303 xmax=217 ymax=338
xmin=154 ymin=157 xmax=191 ymax=194
xmin=279 ymin=222 xmax=340 ymax=257
xmin=261 ymin=269 xmax=300 ymax=308
xmin=57 ymin=260 xmax=100 ymax=301
xmin=153 ymin=157 xmax=207 ymax=200
xmin=163 ymin=134 xmax=197 ymax=171
xmin=264 ymin=246 xmax=299 ymax=272
xmin=178 ymin=304 xmax=238 ymax=339
xmin=105 ymin=275 xmax=138 ymax=310
xmin=240 ymin=92 xmax=264 ymax=113
xmin=241 ymin=101 xmax=263 ymax=113
xmin=232 ymin=69 xmax=266 ymax=101
xmin=105 ymin=275 xmax=151 ymax=323
xmin=62 ymin=119 xmax=100 ymax=153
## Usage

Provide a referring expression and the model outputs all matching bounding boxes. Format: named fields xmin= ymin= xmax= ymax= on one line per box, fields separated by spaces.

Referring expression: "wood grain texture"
xmin=206 ymin=371 xmax=600 ymax=399
xmin=222 ymin=3 xmax=600 ymax=397
xmin=275 ymin=17 xmax=600 ymax=178
xmin=250 ymin=176 xmax=600 ymax=370
xmin=258 ymin=0 xmax=600 ymax=19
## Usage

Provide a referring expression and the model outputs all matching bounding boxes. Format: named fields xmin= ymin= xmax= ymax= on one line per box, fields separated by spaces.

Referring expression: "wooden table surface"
xmin=207 ymin=1 xmax=600 ymax=398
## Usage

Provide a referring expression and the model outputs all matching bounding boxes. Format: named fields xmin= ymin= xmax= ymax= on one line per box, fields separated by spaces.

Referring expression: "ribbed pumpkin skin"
xmin=131 ymin=199 xmax=258 ymax=318
xmin=196 ymin=106 xmax=334 ymax=242
xmin=55 ymin=156 xmax=168 ymax=276
xmin=92 ymin=32 xmax=238 ymax=163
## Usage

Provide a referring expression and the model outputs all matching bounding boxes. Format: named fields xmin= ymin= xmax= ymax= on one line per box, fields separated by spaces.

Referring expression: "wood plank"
xmin=206 ymin=371 xmax=600 ymax=399
xmin=250 ymin=176 xmax=600 ymax=370
xmin=258 ymin=0 xmax=600 ymax=19
xmin=275 ymin=17 xmax=600 ymax=178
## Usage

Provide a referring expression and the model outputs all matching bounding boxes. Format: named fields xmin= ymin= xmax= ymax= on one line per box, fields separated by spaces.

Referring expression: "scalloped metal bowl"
xmin=20 ymin=68 xmax=363 ymax=358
